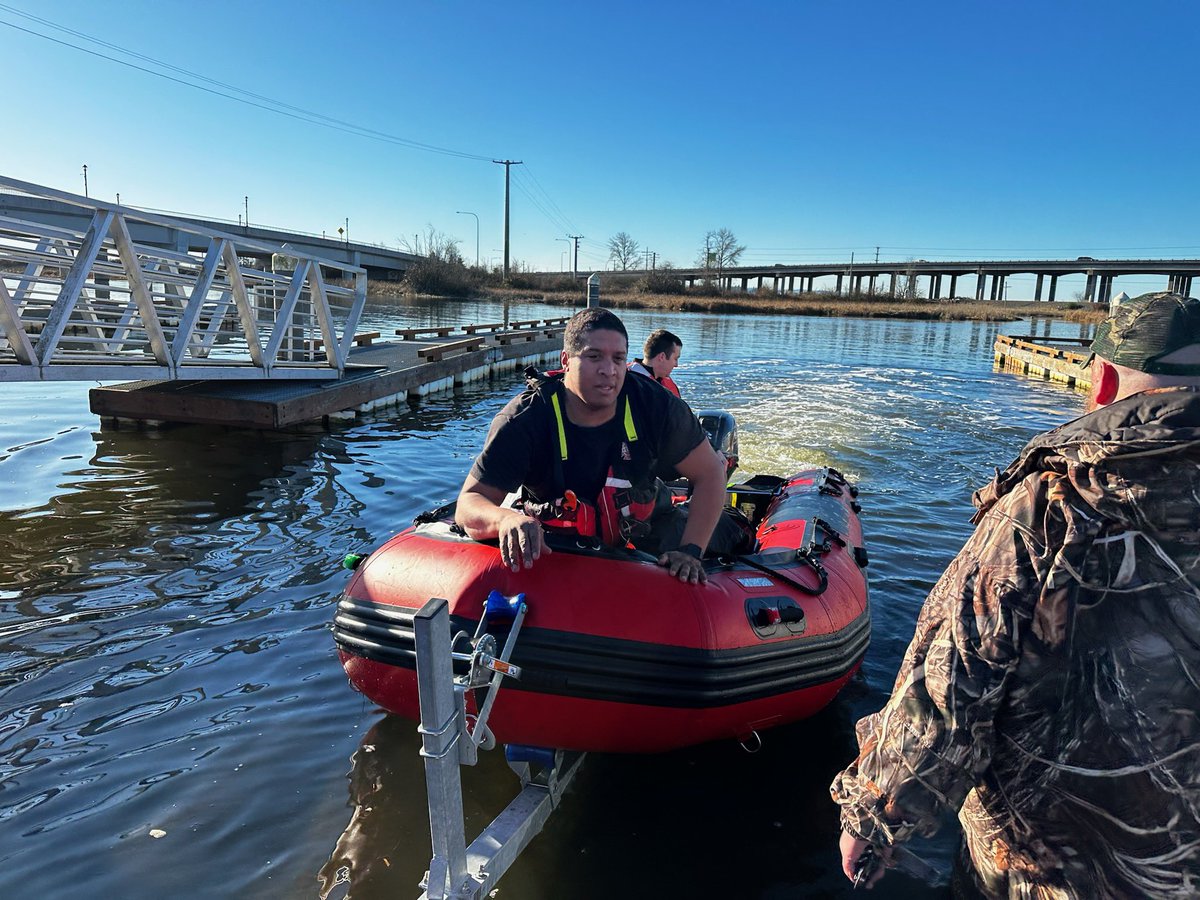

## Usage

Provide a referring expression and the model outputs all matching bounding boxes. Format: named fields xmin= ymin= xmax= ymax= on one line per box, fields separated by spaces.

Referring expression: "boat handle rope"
xmin=728 ymin=549 xmax=828 ymax=596
xmin=739 ymin=730 xmax=763 ymax=754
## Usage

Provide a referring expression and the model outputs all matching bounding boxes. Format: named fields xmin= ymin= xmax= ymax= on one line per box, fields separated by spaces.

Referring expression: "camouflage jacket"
xmin=831 ymin=387 xmax=1200 ymax=898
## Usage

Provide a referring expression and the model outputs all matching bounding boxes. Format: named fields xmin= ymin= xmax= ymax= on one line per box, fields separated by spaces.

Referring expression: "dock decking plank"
xmin=89 ymin=330 xmax=564 ymax=428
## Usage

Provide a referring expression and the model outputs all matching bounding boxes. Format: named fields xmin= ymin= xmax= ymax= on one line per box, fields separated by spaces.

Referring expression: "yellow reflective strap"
xmin=550 ymin=392 xmax=569 ymax=460
xmin=623 ymin=395 xmax=638 ymax=441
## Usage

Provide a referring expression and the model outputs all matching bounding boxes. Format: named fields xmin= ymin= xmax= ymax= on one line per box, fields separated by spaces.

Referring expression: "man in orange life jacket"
xmin=628 ymin=328 xmax=683 ymax=398
xmin=456 ymin=308 xmax=727 ymax=584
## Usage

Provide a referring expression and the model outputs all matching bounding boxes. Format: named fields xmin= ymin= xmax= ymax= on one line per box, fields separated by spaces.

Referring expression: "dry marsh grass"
xmin=470 ymin=286 xmax=1108 ymax=324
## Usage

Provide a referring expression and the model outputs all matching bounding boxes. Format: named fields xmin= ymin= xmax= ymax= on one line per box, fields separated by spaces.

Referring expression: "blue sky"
xmin=3 ymin=1 xmax=1197 ymax=297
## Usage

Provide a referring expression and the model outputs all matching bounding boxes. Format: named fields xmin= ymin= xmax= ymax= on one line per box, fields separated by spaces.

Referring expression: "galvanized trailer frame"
xmin=412 ymin=596 xmax=584 ymax=900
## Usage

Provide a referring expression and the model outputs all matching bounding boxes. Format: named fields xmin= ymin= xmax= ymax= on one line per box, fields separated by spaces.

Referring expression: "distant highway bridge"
xmin=647 ymin=259 xmax=1200 ymax=303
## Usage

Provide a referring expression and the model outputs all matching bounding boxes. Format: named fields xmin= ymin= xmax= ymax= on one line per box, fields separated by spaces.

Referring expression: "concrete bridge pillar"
xmin=836 ymin=274 xmax=843 ymax=293
xmin=1048 ymin=275 xmax=1058 ymax=302
xmin=787 ymin=275 xmax=795 ymax=293
xmin=976 ymin=272 xmax=986 ymax=302
xmin=1035 ymin=273 xmax=1044 ymax=301
xmin=889 ymin=273 xmax=897 ymax=296
xmin=1168 ymin=273 xmax=1194 ymax=295
xmin=741 ymin=276 xmax=749 ymax=292
xmin=948 ymin=274 xmax=958 ymax=298
xmin=931 ymin=274 xmax=942 ymax=300
xmin=1084 ymin=270 xmax=1097 ymax=302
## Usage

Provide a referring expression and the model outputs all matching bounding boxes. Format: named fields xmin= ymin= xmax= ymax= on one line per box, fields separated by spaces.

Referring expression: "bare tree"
xmin=607 ymin=232 xmax=641 ymax=271
xmin=696 ymin=228 xmax=746 ymax=286
xmin=897 ymin=261 xmax=920 ymax=300
xmin=400 ymin=225 xmax=465 ymax=265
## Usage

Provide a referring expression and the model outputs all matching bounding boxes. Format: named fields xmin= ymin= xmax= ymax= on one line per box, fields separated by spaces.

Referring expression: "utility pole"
xmin=651 ymin=251 xmax=657 ymax=270
xmin=849 ymin=251 xmax=855 ymax=296
xmin=875 ymin=246 xmax=879 ymax=263
xmin=82 ymin=164 xmax=88 ymax=198
xmin=493 ymin=159 xmax=523 ymax=280
xmin=568 ymin=234 xmax=583 ymax=281
xmin=244 ymin=196 xmax=249 ymax=231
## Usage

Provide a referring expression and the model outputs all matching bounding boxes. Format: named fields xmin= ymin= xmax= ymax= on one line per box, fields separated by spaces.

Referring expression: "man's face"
xmin=562 ymin=328 xmax=627 ymax=411
xmin=651 ymin=345 xmax=681 ymax=379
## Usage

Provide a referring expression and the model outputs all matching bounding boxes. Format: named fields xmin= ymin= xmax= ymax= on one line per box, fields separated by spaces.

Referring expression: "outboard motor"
xmin=697 ymin=410 xmax=739 ymax=477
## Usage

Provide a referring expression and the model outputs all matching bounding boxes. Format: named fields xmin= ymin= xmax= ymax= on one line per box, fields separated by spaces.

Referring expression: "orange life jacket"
xmin=628 ymin=359 xmax=681 ymax=398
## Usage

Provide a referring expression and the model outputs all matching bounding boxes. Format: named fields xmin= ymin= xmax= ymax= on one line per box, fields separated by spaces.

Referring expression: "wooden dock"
xmin=90 ymin=323 xmax=567 ymax=429
xmin=994 ymin=334 xmax=1091 ymax=391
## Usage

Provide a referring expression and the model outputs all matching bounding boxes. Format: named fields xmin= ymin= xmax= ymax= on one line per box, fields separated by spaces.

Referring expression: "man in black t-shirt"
xmin=456 ymin=308 xmax=727 ymax=583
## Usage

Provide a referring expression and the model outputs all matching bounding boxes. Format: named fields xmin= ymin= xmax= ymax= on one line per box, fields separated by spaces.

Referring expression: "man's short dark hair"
xmin=644 ymin=329 xmax=682 ymax=360
xmin=563 ymin=308 xmax=628 ymax=356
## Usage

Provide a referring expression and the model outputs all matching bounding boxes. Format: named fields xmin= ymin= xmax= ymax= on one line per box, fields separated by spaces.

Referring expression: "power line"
xmin=514 ymin=165 xmax=580 ymax=235
xmin=511 ymin=178 xmax=576 ymax=236
xmin=0 ymin=5 xmax=495 ymax=161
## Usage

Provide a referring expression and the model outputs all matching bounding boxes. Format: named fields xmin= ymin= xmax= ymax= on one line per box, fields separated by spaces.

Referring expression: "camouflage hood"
xmin=973 ymin=385 xmax=1200 ymax=530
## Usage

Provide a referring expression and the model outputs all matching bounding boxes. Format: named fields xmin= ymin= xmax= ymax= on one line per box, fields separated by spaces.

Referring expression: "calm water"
xmin=0 ymin=299 xmax=1091 ymax=899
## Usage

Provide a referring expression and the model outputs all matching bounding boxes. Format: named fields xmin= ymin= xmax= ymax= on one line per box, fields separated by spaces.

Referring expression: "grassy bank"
xmin=374 ymin=278 xmax=1108 ymax=325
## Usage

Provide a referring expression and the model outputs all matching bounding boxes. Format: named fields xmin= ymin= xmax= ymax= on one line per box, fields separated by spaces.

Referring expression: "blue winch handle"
xmin=485 ymin=589 xmax=526 ymax=623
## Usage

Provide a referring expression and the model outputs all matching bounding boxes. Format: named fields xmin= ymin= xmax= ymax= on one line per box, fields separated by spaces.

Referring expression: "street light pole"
xmin=456 ymin=211 xmax=480 ymax=267
xmin=555 ymin=237 xmax=570 ymax=273
xmin=82 ymin=164 xmax=88 ymax=198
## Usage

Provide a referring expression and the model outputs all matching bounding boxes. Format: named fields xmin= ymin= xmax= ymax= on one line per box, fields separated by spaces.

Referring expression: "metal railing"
xmin=0 ymin=176 xmax=366 ymax=382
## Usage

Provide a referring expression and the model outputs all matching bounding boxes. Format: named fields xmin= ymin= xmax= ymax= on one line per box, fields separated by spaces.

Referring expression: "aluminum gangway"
xmin=0 ymin=176 xmax=366 ymax=383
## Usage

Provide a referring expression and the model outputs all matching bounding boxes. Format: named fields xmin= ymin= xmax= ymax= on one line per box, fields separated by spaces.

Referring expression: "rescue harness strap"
xmin=548 ymin=390 xmax=639 ymax=463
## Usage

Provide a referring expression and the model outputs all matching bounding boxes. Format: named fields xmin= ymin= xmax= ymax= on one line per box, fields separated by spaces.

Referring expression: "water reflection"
xmin=1 ymin=308 xmax=1091 ymax=899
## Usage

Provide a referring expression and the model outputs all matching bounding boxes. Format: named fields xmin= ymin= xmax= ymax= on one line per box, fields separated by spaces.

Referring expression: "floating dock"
xmin=90 ymin=321 xmax=567 ymax=429
xmin=994 ymin=334 xmax=1091 ymax=391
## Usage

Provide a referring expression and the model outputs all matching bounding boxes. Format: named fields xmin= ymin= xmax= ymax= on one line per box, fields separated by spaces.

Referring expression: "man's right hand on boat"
xmin=499 ymin=513 xmax=551 ymax=572
xmin=658 ymin=548 xmax=708 ymax=584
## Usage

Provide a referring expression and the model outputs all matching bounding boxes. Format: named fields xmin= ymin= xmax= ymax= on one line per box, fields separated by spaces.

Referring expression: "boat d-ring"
xmin=738 ymin=730 xmax=763 ymax=754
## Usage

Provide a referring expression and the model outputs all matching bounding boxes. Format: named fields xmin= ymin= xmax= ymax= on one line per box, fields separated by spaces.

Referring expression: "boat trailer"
xmin=413 ymin=592 xmax=584 ymax=900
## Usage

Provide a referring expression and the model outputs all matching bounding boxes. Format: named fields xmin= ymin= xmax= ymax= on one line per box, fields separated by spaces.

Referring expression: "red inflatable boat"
xmin=334 ymin=461 xmax=870 ymax=754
